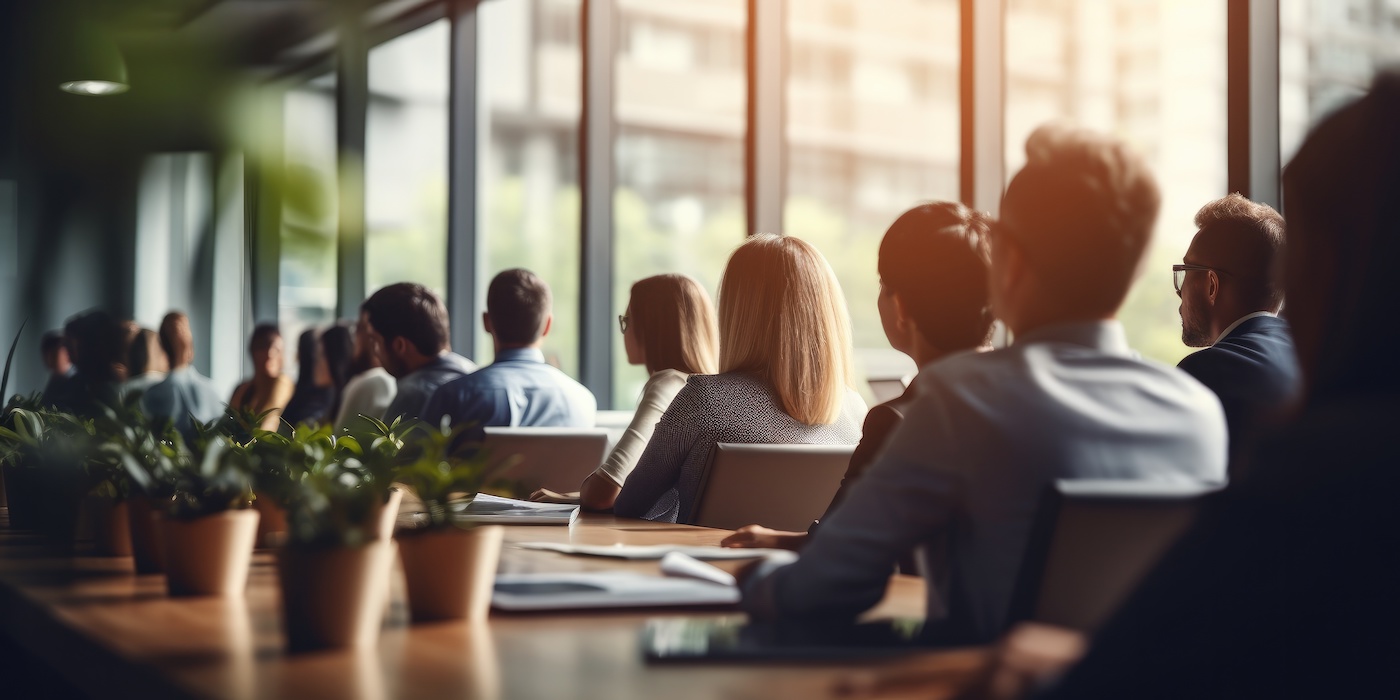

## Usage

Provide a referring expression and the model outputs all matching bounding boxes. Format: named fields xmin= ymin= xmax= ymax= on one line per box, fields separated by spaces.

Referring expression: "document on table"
xmin=493 ymin=569 xmax=739 ymax=611
xmin=454 ymin=493 xmax=579 ymax=525
xmin=512 ymin=541 xmax=787 ymax=560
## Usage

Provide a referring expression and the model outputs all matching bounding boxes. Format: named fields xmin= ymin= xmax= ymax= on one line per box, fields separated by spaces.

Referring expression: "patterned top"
xmin=613 ymin=372 xmax=867 ymax=523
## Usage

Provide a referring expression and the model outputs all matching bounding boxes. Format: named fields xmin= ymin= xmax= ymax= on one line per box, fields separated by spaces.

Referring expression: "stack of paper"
xmin=513 ymin=542 xmax=787 ymax=560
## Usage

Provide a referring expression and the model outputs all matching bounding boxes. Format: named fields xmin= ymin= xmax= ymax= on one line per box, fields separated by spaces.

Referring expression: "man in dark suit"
xmin=1175 ymin=194 xmax=1301 ymax=472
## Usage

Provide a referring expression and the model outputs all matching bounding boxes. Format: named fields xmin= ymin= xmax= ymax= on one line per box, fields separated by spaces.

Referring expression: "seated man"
xmin=1175 ymin=194 xmax=1300 ymax=472
xmin=425 ymin=269 xmax=596 ymax=430
xmin=739 ymin=125 xmax=1228 ymax=644
xmin=361 ymin=282 xmax=477 ymax=423
xmin=142 ymin=312 xmax=225 ymax=439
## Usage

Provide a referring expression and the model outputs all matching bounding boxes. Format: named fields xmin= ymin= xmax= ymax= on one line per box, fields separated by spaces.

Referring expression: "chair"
xmin=1007 ymin=479 xmax=1223 ymax=633
xmin=479 ymin=427 xmax=612 ymax=494
xmin=688 ymin=443 xmax=855 ymax=531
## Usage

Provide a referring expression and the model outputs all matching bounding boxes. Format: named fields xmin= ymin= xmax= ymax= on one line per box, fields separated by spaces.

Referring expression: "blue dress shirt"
xmin=423 ymin=348 xmax=596 ymax=431
xmin=383 ymin=352 xmax=477 ymax=423
xmin=141 ymin=366 xmax=226 ymax=440
xmin=740 ymin=321 xmax=1228 ymax=643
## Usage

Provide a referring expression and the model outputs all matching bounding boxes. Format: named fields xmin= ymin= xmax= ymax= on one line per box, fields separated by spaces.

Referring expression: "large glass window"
xmin=1005 ymin=0 xmax=1228 ymax=366
xmin=612 ymin=0 xmax=747 ymax=407
xmin=280 ymin=73 xmax=339 ymax=347
xmin=366 ymin=19 xmax=450 ymax=298
xmin=785 ymin=0 xmax=961 ymax=391
xmin=1280 ymin=0 xmax=1400 ymax=162
xmin=478 ymin=0 xmax=583 ymax=377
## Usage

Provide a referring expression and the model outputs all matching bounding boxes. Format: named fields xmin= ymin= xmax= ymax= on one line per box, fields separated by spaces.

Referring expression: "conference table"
xmin=0 ymin=509 xmax=988 ymax=699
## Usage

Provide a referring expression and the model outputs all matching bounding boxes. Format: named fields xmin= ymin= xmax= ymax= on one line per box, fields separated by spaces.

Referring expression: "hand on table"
xmin=720 ymin=525 xmax=808 ymax=551
xmin=529 ymin=488 xmax=581 ymax=505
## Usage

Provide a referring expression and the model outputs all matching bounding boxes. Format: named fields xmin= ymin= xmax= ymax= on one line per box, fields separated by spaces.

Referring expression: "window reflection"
xmin=280 ymin=73 xmax=339 ymax=350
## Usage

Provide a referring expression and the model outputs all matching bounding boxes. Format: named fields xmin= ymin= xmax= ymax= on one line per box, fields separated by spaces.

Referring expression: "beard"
xmin=1180 ymin=313 xmax=1212 ymax=347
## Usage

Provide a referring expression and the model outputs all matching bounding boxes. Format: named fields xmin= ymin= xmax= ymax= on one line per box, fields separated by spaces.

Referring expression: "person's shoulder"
xmin=642 ymin=369 xmax=690 ymax=397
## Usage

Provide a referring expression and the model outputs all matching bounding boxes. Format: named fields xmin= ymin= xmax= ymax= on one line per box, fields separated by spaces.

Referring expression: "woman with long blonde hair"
xmin=532 ymin=274 xmax=720 ymax=510
xmin=613 ymin=234 xmax=866 ymax=523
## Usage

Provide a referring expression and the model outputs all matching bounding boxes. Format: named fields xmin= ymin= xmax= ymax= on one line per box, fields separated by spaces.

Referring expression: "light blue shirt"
xmin=383 ymin=352 xmax=477 ymax=423
xmin=423 ymin=348 xmax=596 ymax=430
xmin=740 ymin=321 xmax=1228 ymax=642
xmin=141 ymin=366 xmax=226 ymax=439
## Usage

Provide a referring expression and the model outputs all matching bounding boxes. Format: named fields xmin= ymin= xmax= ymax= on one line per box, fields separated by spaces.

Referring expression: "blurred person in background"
xmin=230 ymin=324 xmax=294 ymax=432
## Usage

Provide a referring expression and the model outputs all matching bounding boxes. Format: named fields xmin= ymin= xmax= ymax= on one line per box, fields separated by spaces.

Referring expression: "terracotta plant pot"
xmin=161 ymin=509 xmax=260 ymax=597
xmin=127 ymin=496 xmax=166 ymax=574
xmin=87 ymin=496 xmax=132 ymax=557
xmin=368 ymin=488 xmax=404 ymax=541
xmin=278 ymin=540 xmax=397 ymax=651
xmin=397 ymin=525 xmax=504 ymax=622
xmin=253 ymin=494 xmax=288 ymax=549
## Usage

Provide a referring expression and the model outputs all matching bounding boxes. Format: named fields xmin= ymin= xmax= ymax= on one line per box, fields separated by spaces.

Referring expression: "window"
xmin=280 ymin=73 xmax=339 ymax=347
xmin=1280 ymin=0 xmax=1400 ymax=162
xmin=785 ymin=0 xmax=960 ymax=389
xmin=1005 ymin=0 xmax=1228 ymax=366
xmin=478 ymin=0 xmax=582 ymax=376
xmin=613 ymin=0 xmax=747 ymax=408
xmin=366 ymin=19 xmax=450 ymax=299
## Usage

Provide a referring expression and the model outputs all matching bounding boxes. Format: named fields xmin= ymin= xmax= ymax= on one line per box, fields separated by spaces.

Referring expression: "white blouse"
xmin=593 ymin=369 xmax=690 ymax=487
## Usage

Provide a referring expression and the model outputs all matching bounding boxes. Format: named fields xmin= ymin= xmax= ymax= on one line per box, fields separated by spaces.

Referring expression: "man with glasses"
xmin=1175 ymin=194 xmax=1301 ymax=472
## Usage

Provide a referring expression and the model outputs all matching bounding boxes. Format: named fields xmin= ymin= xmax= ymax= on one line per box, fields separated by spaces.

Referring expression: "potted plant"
xmin=394 ymin=420 xmax=507 ymax=623
xmin=155 ymin=433 xmax=259 ymax=596
xmin=224 ymin=407 xmax=294 ymax=548
xmin=109 ymin=412 xmax=190 ymax=574
xmin=0 ymin=393 xmax=47 ymax=530
xmin=275 ymin=459 xmax=397 ymax=651
xmin=0 ymin=407 xmax=101 ymax=550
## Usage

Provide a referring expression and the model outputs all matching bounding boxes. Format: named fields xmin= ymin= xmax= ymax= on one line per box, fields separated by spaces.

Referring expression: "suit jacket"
xmin=1177 ymin=314 xmax=1301 ymax=471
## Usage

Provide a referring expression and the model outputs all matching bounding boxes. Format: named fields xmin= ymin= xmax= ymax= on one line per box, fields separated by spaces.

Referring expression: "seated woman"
xmin=281 ymin=328 xmax=334 ymax=427
xmin=722 ymin=202 xmax=993 ymax=551
xmin=612 ymin=234 xmax=867 ymax=524
xmin=229 ymin=323 xmax=294 ymax=432
xmin=531 ymin=274 xmax=719 ymax=510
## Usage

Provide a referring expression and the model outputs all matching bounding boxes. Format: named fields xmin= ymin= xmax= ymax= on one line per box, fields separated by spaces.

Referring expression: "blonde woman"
xmin=613 ymin=234 xmax=867 ymax=523
xmin=532 ymin=274 xmax=720 ymax=510
xmin=229 ymin=323 xmax=295 ymax=431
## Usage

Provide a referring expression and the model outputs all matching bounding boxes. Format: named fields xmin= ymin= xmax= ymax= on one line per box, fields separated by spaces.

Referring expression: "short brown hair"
xmin=1001 ymin=124 xmax=1161 ymax=316
xmin=486 ymin=269 xmax=552 ymax=346
xmin=159 ymin=312 xmax=193 ymax=367
xmin=361 ymin=283 xmax=452 ymax=356
xmin=719 ymin=234 xmax=854 ymax=425
xmin=628 ymin=274 xmax=719 ymax=376
xmin=1194 ymin=193 xmax=1286 ymax=308
xmin=878 ymin=202 xmax=993 ymax=353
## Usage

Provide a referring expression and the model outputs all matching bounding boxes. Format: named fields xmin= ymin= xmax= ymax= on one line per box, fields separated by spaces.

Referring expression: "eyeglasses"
xmin=618 ymin=314 xmax=630 ymax=334
xmin=1171 ymin=264 xmax=1223 ymax=293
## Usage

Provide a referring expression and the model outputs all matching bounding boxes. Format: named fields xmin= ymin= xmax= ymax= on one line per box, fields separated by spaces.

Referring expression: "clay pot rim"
xmin=162 ymin=507 xmax=259 ymax=523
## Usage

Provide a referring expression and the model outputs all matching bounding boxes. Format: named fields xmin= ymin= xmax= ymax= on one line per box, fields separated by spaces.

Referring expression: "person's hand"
xmin=958 ymin=623 xmax=1087 ymax=700
xmin=720 ymin=525 xmax=807 ymax=550
xmin=528 ymin=488 xmax=579 ymax=504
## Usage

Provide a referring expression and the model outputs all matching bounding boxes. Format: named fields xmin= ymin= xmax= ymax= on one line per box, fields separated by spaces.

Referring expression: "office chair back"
xmin=689 ymin=442 xmax=855 ymax=531
xmin=480 ymin=427 xmax=611 ymax=494
xmin=1008 ymin=479 xmax=1223 ymax=632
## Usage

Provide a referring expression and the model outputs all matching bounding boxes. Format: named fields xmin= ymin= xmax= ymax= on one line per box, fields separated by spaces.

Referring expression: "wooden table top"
xmin=0 ymin=509 xmax=987 ymax=700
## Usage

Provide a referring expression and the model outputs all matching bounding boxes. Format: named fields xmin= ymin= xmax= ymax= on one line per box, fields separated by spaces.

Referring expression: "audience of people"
xmin=723 ymin=201 xmax=994 ymax=552
xmin=1174 ymin=193 xmax=1300 ymax=472
xmin=21 ymin=67 xmax=1392 ymax=696
xmin=361 ymin=282 xmax=476 ymax=423
xmin=735 ymin=125 xmax=1228 ymax=644
xmin=425 ymin=269 xmax=596 ymax=433
xmin=972 ymin=67 xmax=1400 ymax=700
xmin=141 ymin=312 xmax=224 ymax=439
xmin=612 ymin=233 xmax=868 ymax=523
xmin=334 ymin=314 xmax=397 ymax=430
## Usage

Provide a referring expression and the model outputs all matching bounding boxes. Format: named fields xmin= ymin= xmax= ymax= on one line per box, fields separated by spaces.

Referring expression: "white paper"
xmin=512 ymin=541 xmax=787 ymax=560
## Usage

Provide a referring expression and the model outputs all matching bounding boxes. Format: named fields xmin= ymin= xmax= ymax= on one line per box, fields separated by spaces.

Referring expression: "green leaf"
xmin=0 ymin=318 xmax=26 ymax=405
